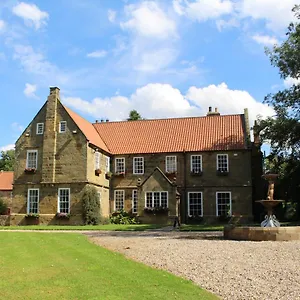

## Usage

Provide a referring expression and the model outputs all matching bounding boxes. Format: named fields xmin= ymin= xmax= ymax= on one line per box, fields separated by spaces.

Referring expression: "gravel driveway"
xmin=86 ymin=230 xmax=300 ymax=300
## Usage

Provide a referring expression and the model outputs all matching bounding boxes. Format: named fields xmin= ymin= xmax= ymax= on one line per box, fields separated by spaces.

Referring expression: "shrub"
xmin=110 ymin=209 xmax=137 ymax=225
xmin=187 ymin=215 xmax=203 ymax=224
xmin=0 ymin=198 xmax=8 ymax=215
xmin=82 ymin=186 xmax=101 ymax=225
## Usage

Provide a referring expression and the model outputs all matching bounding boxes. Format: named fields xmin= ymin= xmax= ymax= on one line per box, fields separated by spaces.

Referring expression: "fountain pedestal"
xmin=256 ymin=174 xmax=283 ymax=227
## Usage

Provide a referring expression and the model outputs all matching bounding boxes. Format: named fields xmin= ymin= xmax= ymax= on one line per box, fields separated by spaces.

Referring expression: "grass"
xmin=0 ymin=232 xmax=218 ymax=300
xmin=0 ymin=224 xmax=163 ymax=231
xmin=180 ymin=224 xmax=224 ymax=231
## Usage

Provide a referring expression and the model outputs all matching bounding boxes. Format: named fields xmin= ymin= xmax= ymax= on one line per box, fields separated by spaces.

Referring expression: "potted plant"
xmin=114 ymin=171 xmax=125 ymax=177
xmin=105 ymin=171 xmax=112 ymax=179
xmin=191 ymin=169 xmax=203 ymax=176
xmin=25 ymin=213 xmax=40 ymax=225
xmin=217 ymin=169 xmax=229 ymax=176
xmin=95 ymin=169 xmax=102 ymax=176
xmin=24 ymin=168 xmax=36 ymax=174
xmin=55 ymin=212 xmax=71 ymax=219
xmin=144 ymin=206 xmax=169 ymax=215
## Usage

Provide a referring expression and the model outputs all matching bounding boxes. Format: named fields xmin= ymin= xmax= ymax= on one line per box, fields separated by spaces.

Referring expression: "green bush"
xmin=110 ymin=209 xmax=137 ymax=225
xmin=82 ymin=186 xmax=101 ymax=225
xmin=0 ymin=198 xmax=8 ymax=215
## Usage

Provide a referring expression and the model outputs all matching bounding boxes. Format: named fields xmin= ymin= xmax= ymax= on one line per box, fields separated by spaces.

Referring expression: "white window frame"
xmin=216 ymin=191 xmax=232 ymax=216
xmin=59 ymin=121 xmax=67 ymax=133
xmin=132 ymin=190 xmax=138 ymax=213
xmin=165 ymin=156 xmax=177 ymax=173
xmin=105 ymin=156 xmax=110 ymax=173
xmin=36 ymin=123 xmax=44 ymax=135
xmin=57 ymin=188 xmax=71 ymax=214
xmin=188 ymin=192 xmax=203 ymax=217
xmin=133 ymin=157 xmax=144 ymax=175
xmin=216 ymin=154 xmax=229 ymax=172
xmin=95 ymin=151 xmax=100 ymax=170
xmin=27 ymin=188 xmax=39 ymax=214
xmin=114 ymin=190 xmax=125 ymax=211
xmin=115 ymin=157 xmax=125 ymax=174
xmin=190 ymin=155 xmax=202 ymax=173
xmin=26 ymin=150 xmax=38 ymax=169
xmin=145 ymin=191 xmax=168 ymax=208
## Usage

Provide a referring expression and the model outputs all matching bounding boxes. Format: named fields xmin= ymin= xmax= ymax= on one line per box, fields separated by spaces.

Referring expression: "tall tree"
xmin=0 ymin=150 xmax=15 ymax=171
xmin=127 ymin=110 xmax=142 ymax=121
xmin=258 ymin=5 xmax=300 ymax=216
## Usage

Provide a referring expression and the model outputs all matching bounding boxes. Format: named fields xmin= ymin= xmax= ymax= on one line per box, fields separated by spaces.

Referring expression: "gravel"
xmin=87 ymin=230 xmax=300 ymax=300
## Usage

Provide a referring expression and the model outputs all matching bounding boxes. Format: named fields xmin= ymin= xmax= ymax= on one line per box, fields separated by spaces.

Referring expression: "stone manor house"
xmin=7 ymin=87 xmax=262 ymax=225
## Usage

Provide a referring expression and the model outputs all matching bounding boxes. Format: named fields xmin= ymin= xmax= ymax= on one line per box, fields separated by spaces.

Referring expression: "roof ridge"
xmin=92 ymin=113 xmax=244 ymax=124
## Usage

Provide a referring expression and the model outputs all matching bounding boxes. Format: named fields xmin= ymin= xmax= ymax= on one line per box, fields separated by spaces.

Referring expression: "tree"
xmin=0 ymin=150 xmax=15 ymax=171
xmin=127 ymin=110 xmax=142 ymax=121
xmin=257 ymin=5 xmax=300 ymax=217
xmin=81 ymin=185 xmax=101 ymax=225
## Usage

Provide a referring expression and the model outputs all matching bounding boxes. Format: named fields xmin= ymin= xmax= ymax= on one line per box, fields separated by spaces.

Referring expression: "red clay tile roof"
xmin=93 ymin=114 xmax=247 ymax=154
xmin=0 ymin=171 xmax=13 ymax=191
xmin=64 ymin=106 xmax=110 ymax=153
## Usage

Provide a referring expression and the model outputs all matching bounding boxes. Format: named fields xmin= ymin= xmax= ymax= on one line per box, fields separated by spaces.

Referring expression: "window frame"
xmin=36 ymin=123 xmax=44 ymax=135
xmin=114 ymin=190 xmax=125 ymax=211
xmin=216 ymin=154 xmax=229 ymax=172
xmin=115 ymin=157 xmax=125 ymax=174
xmin=216 ymin=191 xmax=232 ymax=216
xmin=105 ymin=156 xmax=110 ymax=173
xmin=27 ymin=188 xmax=39 ymax=214
xmin=187 ymin=192 xmax=203 ymax=217
xmin=57 ymin=188 xmax=71 ymax=214
xmin=165 ymin=156 xmax=177 ymax=173
xmin=133 ymin=157 xmax=144 ymax=175
xmin=190 ymin=155 xmax=203 ymax=173
xmin=144 ymin=191 xmax=168 ymax=208
xmin=59 ymin=121 xmax=67 ymax=133
xmin=132 ymin=190 xmax=138 ymax=213
xmin=26 ymin=150 xmax=38 ymax=169
xmin=94 ymin=151 xmax=100 ymax=170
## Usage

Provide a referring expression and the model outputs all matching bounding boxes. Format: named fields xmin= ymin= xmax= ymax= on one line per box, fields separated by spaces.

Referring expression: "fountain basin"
xmin=224 ymin=226 xmax=300 ymax=241
xmin=256 ymin=200 xmax=283 ymax=209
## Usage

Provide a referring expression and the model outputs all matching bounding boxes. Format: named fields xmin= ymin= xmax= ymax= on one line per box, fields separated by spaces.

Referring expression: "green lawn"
xmin=180 ymin=224 xmax=224 ymax=231
xmin=0 ymin=233 xmax=218 ymax=300
xmin=0 ymin=224 xmax=163 ymax=231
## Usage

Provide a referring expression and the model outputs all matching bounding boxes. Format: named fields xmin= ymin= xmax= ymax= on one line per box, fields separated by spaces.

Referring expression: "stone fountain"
xmin=256 ymin=173 xmax=283 ymax=227
xmin=224 ymin=173 xmax=300 ymax=241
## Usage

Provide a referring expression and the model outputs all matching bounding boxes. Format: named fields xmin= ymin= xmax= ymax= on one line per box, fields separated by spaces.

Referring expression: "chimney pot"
xmin=95 ymin=120 xmax=98 ymax=123
xmin=215 ymin=107 xmax=218 ymax=112
xmin=106 ymin=119 xmax=109 ymax=122
xmin=101 ymin=119 xmax=104 ymax=122
xmin=209 ymin=106 xmax=212 ymax=112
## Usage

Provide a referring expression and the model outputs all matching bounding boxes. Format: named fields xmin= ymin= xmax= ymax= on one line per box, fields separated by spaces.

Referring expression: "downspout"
xmin=183 ymin=148 xmax=187 ymax=224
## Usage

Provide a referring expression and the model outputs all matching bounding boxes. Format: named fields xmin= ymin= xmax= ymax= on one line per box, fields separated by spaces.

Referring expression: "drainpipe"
xmin=182 ymin=148 xmax=187 ymax=224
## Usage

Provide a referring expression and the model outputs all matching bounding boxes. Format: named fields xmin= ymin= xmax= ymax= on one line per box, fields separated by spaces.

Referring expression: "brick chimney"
xmin=42 ymin=87 xmax=60 ymax=183
xmin=207 ymin=107 xmax=220 ymax=116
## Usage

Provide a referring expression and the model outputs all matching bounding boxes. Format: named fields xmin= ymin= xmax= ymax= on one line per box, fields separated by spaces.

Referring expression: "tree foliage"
xmin=0 ymin=150 xmax=15 ymax=171
xmin=82 ymin=185 xmax=100 ymax=225
xmin=127 ymin=110 xmax=142 ymax=121
xmin=258 ymin=5 xmax=300 ymax=212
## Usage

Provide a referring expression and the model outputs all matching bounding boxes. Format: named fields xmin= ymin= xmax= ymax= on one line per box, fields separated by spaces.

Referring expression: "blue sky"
xmin=0 ymin=0 xmax=299 ymax=151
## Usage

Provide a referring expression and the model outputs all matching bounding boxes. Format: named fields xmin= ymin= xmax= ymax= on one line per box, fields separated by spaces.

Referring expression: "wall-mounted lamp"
xmin=25 ymin=133 xmax=30 ymax=137
xmin=72 ymin=130 xmax=77 ymax=134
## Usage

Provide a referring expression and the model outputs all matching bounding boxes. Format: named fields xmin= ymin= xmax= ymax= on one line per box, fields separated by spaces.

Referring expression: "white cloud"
xmin=216 ymin=17 xmax=239 ymax=31
xmin=121 ymin=1 xmax=177 ymax=39
xmin=252 ymin=34 xmax=279 ymax=46
xmin=13 ymin=45 xmax=69 ymax=85
xmin=238 ymin=0 xmax=297 ymax=32
xmin=134 ymin=48 xmax=178 ymax=72
xmin=0 ymin=20 xmax=5 ymax=32
xmin=108 ymin=9 xmax=116 ymax=23
xmin=86 ymin=50 xmax=107 ymax=58
xmin=283 ymin=77 xmax=300 ymax=88
xmin=24 ymin=83 xmax=38 ymax=99
xmin=63 ymin=82 xmax=273 ymax=127
xmin=12 ymin=2 xmax=49 ymax=30
xmin=0 ymin=144 xmax=15 ymax=151
xmin=186 ymin=82 xmax=274 ymax=124
xmin=11 ymin=122 xmax=24 ymax=133
xmin=173 ymin=0 xmax=234 ymax=22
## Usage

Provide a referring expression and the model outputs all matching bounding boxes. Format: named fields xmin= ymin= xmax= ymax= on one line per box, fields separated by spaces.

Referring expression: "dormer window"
xmin=36 ymin=123 xmax=44 ymax=135
xmin=59 ymin=121 xmax=67 ymax=133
